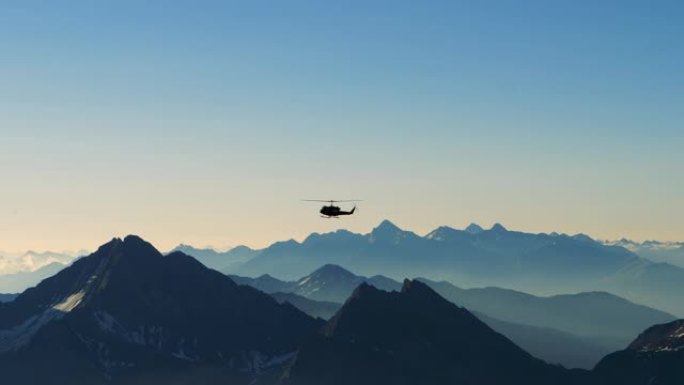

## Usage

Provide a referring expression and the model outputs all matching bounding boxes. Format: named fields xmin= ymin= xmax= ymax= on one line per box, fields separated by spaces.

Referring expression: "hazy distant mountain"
xmin=231 ymin=265 xmax=400 ymax=303
xmin=475 ymin=312 xmax=610 ymax=369
xmin=170 ymin=244 xmax=259 ymax=272
xmin=594 ymin=319 xmax=684 ymax=385
xmin=234 ymin=220 xmax=684 ymax=316
xmin=604 ymin=239 xmax=684 ymax=268
xmin=0 ymin=235 xmax=321 ymax=385
xmin=0 ymin=250 xmax=75 ymax=274
xmin=281 ymin=280 xmax=590 ymax=385
xmin=0 ymin=262 xmax=66 ymax=293
xmin=418 ymin=278 xmax=675 ymax=350
xmin=229 ymin=273 xmax=295 ymax=293
xmin=291 ymin=264 xmax=401 ymax=303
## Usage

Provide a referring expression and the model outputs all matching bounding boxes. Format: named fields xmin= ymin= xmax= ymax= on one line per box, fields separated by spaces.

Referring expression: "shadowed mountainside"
xmin=281 ymin=280 xmax=593 ymax=385
xmin=594 ymin=319 xmax=684 ymax=385
xmin=0 ymin=236 xmax=321 ymax=385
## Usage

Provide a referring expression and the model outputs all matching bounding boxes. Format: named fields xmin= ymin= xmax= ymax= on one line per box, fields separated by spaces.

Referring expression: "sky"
xmin=0 ymin=0 xmax=682 ymax=253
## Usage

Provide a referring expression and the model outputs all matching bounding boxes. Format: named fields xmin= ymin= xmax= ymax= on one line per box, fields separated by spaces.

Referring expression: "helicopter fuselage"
xmin=320 ymin=205 xmax=355 ymax=217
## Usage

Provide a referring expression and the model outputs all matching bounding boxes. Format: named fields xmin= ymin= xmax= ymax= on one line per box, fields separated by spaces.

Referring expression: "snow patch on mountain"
xmin=52 ymin=291 xmax=85 ymax=312
xmin=0 ymin=290 xmax=85 ymax=353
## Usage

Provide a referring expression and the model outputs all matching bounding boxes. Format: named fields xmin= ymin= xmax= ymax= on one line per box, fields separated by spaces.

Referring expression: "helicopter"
xmin=303 ymin=200 xmax=361 ymax=218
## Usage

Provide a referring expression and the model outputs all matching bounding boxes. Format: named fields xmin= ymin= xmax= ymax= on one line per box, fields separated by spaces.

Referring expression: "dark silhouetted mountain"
xmin=266 ymin=287 xmax=605 ymax=369
xmin=0 ymin=235 xmax=322 ymax=385
xmin=0 ymin=293 xmax=18 ymax=303
xmin=235 ymin=220 xmax=684 ymax=316
xmin=418 ymin=278 xmax=676 ymax=350
xmin=594 ymin=319 xmax=684 ymax=385
xmin=282 ymin=280 xmax=592 ymax=385
xmin=170 ymin=244 xmax=259 ymax=272
xmin=0 ymin=262 xmax=67 ymax=293
xmin=270 ymin=292 xmax=341 ymax=320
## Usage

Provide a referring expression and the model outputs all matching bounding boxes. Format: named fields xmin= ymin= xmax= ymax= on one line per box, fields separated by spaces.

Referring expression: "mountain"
xmin=231 ymin=265 xmax=400 ymax=303
xmin=229 ymin=273 xmax=295 ymax=293
xmin=281 ymin=280 xmax=591 ymax=385
xmin=594 ymin=319 xmax=684 ymax=385
xmin=264 ymin=288 xmax=605 ymax=369
xmin=170 ymin=244 xmax=259 ymax=272
xmin=476 ymin=312 xmax=610 ymax=370
xmin=418 ymin=278 xmax=676 ymax=350
xmin=0 ymin=262 xmax=67 ymax=293
xmin=0 ymin=235 xmax=322 ymax=385
xmin=0 ymin=250 xmax=75 ymax=275
xmin=604 ymin=239 xmax=684 ymax=268
xmin=234 ymin=220 xmax=684 ymax=316
xmin=234 ymin=264 xmax=673 ymax=368
xmin=290 ymin=264 xmax=401 ymax=303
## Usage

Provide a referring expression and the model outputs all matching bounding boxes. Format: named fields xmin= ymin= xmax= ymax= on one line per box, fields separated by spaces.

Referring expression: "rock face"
xmin=594 ymin=319 xmax=684 ymax=385
xmin=0 ymin=235 xmax=322 ymax=385
xmin=282 ymin=280 xmax=592 ymax=385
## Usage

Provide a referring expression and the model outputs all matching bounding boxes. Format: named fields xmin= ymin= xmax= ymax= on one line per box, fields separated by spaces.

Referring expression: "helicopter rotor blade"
xmin=302 ymin=199 xmax=363 ymax=203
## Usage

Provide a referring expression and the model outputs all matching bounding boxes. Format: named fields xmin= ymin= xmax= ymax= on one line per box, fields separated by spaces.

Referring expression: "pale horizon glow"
xmin=1 ymin=1 xmax=682 ymax=252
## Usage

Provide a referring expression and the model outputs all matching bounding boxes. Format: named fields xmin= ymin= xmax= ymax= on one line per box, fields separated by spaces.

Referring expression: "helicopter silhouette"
xmin=303 ymin=200 xmax=361 ymax=218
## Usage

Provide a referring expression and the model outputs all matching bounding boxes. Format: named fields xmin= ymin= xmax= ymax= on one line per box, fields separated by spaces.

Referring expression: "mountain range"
xmin=210 ymin=220 xmax=684 ymax=316
xmin=0 ymin=250 xmax=79 ymax=275
xmin=0 ymin=235 xmax=682 ymax=384
xmin=230 ymin=264 xmax=674 ymax=369
xmin=169 ymin=244 xmax=259 ymax=273
xmin=604 ymin=239 xmax=684 ymax=268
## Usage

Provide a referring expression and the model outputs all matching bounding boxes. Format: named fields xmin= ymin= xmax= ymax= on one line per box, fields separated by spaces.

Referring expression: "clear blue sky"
xmin=1 ymin=0 xmax=682 ymax=251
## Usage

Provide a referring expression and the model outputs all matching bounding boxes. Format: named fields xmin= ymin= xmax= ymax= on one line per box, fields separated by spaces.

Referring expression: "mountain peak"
xmin=374 ymin=219 xmax=402 ymax=233
xmin=490 ymin=223 xmax=507 ymax=232
xmin=401 ymin=278 xmax=429 ymax=292
xmin=572 ymin=233 xmax=594 ymax=243
xmin=370 ymin=220 xmax=414 ymax=244
xmin=465 ymin=223 xmax=484 ymax=234
xmin=425 ymin=226 xmax=457 ymax=241
xmin=310 ymin=264 xmax=357 ymax=279
xmin=400 ymin=279 xmax=446 ymax=303
xmin=346 ymin=281 xmax=382 ymax=302
xmin=121 ymin=235 xmax=163 ymax=258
